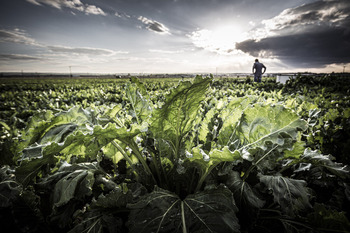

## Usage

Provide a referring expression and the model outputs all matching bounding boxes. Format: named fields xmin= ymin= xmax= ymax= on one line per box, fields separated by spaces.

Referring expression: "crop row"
xmin=0 ymin=75 xmax=350 ymax=232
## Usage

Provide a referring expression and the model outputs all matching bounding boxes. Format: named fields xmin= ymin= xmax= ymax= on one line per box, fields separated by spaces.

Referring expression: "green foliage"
xmin=150 ymin=76 xmax=211 ymax=161
xmin=0 ymin=165 xmax=21 ymax=208
xmin=226 ymin=170 xmax=265 ymax=210
xmin=0 ymin=75 xmax=350 ymax=233
xmin=127 ymin=185 xmax=239 ymax=233
xmin=259 ymin=174 xmax=311 ymax=216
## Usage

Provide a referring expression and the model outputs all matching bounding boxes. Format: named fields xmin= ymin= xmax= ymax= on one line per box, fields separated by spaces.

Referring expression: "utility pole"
xmin=343 ymin=65 xmax=346 ymax=73
xmin=69 ymin=66 xmax=72 ymax=77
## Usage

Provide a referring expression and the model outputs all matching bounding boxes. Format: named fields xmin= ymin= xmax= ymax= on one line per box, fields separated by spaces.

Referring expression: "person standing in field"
xmin=252 ymin=59 xmax=266 ymax=82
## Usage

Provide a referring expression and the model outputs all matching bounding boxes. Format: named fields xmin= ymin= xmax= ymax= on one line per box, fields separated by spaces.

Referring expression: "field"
xmin=1 ymin=74 xmax=350 ymax=233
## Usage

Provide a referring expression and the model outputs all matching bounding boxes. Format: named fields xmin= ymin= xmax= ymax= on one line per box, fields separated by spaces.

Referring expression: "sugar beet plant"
xmin=1 ymin=76 xmax=349 ymax=233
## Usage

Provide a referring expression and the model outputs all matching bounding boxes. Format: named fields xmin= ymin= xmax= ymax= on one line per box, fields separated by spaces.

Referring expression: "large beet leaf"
xmin=150 ymin=76 xmax=211 ymax=161
xmin=127 ymin=185 xmax=239 ymax=233
xmin=259 ymin=174 xmax=311 ymax=216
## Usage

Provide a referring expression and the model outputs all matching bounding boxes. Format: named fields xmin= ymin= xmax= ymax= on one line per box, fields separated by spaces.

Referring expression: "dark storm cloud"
xmin=236 ymin=29 xmax=350 ymax=67
xmin=264 ymin=0 xmax=350 ymax=30
xmin=236 ymin=0 xmax=350 ymax=67
xmin=0 ymin=54 xmax=42 ymax=61
xmin=138 ymin=16 xmax=170 ymax=35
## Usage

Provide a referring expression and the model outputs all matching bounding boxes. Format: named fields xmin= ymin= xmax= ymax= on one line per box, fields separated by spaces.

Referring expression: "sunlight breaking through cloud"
xmin=188 ymin=26 xmax=248 ymax=55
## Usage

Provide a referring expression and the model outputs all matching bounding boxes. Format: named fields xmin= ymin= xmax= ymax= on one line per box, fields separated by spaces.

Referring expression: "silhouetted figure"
xmin=252 ymin=59 xmax=266 ymax=82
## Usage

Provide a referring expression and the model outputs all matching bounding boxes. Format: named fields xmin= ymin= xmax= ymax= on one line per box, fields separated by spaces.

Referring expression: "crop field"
xmin=1 ymin=75 xmax=350 ymax=233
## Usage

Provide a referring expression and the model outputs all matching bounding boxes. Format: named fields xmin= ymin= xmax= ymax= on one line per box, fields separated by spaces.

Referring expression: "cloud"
xmin=0 ymin=28 xmax=41 ymax=46
xmin=85 ymin=5 xmax=106 ymax=16
xmin=47 ymin=45 xmax=128 ymax=56
xmin=189 ymin=29 xmax=224 ymax=53
xmin=115 ymin=11 xmax=131 ymax=19
xmin=138 ymin=16 xmax=171 ymax=35
xmin=188 ymin=27 xmax=248 ymax=55
xmin=26 ymin=0 xmax=106 ymax=16
xmin=0 ymin=54 xmax=42 ymax=61
xmin=236 ymin=0 xmax=350 ymax=67
xmin=259 ymin=0 xmax=350 ymax=37
xmin=26 ymin=0 xmax=41 ymax=6
xmin=149 ymin=49 xmax=184 ymax=54
xmin=236 ymin=29 xmax=350 ymax=67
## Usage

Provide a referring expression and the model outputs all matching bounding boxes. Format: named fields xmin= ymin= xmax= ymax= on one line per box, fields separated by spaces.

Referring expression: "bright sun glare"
xmin=190 ymin=25 xmax=248 ymax=55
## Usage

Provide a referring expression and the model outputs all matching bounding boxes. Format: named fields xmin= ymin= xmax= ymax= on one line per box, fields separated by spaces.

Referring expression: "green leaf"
xmin=0 ymin=165 xmax=22 ymax=207
xmin=226 ymin=171 xmax=265 ymax=209
xmin=97 ymin=104 xmax=125 ymax=127
xmin=53 ymin=169 xmax=95 ymax=207
xmin=259 ymin=174 xmax=311 ymax=216
xmin=68 ymin=212 xmax=123 ymax=233
xmin=14 ymin=106 xmax=101 ymax=164
xmin=187 ymin=146 xmax=241 ymax=191
xmin=188 ymin=147 xmax=241 ymax=175
xmin=93 ymin=186 xmax=133 ymax=209
xmin=36 ymin=162 xmax=98 ymax=208
xmin=0 ymin=121 xmax=11 ymax=131
xmin=217 ymin=103 xmax=307 ymax=166
xmin=94 ymin=183 xmax=146 ymax=208
xmin=238 ymin=104 xmax=307 ymax=151
xmin=15 ymin=153 xmax=57 ymax=186
xmin=150 ymin=77 xmax=211 ymax=160
xmin=130 ymin=77 xmax=149 ymax=98
xmin=127 ymin=187 xmax=181 ymax=233
xmin=15 ymin=111 xmax=55 ymax=155
xmin=39 ymin=123 xmax=77 ymax=144
xmin=127 ymin=185 xmax=239 ymax=233
xmin=43 ymin=122 xmax=146 ymax=160
xmin=198 ymin=107 xmax=216 ymax=143
xmin=18 ymin=107 xmax=93 ymax=152
xmin=126 ymin=79 xmax=152 ymax=124
xmin=294 ymin=148 xmax=349 ymax=179
xmin=69 ymin=183 xmax=146 ymax=233
xmin=307 ymin=203 xmax=350 ymax=232
xmin=217 ymin=96 xmax=258 ymax=146
xmin=283 ymin=136 xmax=306 ymax=159
xmin=68 ymin=214 xmax=104 ymax=233
xmin=101 ymin=142 xmax=125 ymax=165
xmin=33 ymin=163 xmax=98 ymax=229
xmin=183 ymin=186 xmax=240 ymax=233
xmin=214 ymin=99 xmax=308 ymax=169
xmin=104 ymin=104 xmax=123 ymax=119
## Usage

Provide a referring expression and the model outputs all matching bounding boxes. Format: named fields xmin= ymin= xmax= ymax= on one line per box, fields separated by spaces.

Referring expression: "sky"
xmin=0 ymin=0 xmax=349 ymax=74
